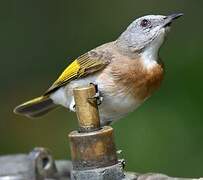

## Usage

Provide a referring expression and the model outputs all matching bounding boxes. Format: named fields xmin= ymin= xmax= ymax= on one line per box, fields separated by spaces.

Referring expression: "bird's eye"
xmin=140 ymin=19 xmax=151 ymax=27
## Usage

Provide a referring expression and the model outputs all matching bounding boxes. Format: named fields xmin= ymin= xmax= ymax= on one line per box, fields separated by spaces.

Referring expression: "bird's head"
xmin=117 ymin=13 xmax=183 ymax=56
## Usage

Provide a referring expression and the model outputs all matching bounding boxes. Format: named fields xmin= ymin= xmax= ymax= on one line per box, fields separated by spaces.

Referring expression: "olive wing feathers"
xmin=44 ymin=52 xmax=110 ymax=95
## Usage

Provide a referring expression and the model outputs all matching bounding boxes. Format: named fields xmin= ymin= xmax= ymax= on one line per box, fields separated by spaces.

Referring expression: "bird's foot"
xmin=88 ymin=92 xmax=103 ymax=105
xmin=88 ymin=83 xmax=103 ymax=105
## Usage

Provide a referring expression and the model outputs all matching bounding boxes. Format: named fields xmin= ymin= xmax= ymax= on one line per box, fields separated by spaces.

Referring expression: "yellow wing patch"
xmin=44 ymin=60 xmax=80 ymax=94
xmin=44 ymin=52 xmax=109 ymax=95
xmin=54 ymin=60 xmax=80 ymax=85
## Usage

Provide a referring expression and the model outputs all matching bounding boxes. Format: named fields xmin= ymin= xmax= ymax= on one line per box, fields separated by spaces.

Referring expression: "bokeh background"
xmin=1 ymin=0 xmax=203 ymax=178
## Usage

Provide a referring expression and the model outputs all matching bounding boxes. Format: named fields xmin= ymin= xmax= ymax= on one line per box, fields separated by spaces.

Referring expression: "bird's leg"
xmin=94 ymin=91 xmax=103 ymax=105
xmin=88 ymin=83 xmax=103 ymax=105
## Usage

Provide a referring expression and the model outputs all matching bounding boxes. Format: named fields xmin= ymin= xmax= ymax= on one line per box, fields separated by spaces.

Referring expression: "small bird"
xmin=14 ymin=13 xmax=183 ymax=125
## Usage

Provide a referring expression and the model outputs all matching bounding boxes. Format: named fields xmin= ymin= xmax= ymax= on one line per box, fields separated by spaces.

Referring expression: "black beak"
xmin=164 ymin=13 xmax=183 ymax=27
xmin=167 ymin=13 xmax=184 ymax=20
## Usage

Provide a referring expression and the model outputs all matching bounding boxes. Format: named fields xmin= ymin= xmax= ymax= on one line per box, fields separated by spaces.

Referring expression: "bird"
xmin=14 ymin=13 xmax=183 ymax=126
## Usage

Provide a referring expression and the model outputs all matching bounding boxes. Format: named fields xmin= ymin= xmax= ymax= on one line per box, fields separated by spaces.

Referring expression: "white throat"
xmin=141 ymin=30 xmax=165 ymax=69
xmin=141 ymin=45 xmax=158 ymax=69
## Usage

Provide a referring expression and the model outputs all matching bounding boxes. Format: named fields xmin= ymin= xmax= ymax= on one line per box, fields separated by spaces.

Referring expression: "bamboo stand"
xmin=68 ymin=84 xmax=124 ymax=180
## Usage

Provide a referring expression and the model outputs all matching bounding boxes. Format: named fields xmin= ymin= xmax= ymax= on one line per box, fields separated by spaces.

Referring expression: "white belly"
xmin=98 ymin=93 xmax=141 ymax=125
xmin=50 ymin=74 xmax=141 ymax=125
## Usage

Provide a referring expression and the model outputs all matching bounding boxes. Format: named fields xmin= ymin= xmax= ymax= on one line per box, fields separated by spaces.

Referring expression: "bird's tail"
xmin=14 ymin=96 xmax=57 ymax=118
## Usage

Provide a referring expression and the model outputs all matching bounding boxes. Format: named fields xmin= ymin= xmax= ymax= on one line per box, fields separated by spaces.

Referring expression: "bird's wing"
xmin=44 ymin=50 xmax=111 ymax=95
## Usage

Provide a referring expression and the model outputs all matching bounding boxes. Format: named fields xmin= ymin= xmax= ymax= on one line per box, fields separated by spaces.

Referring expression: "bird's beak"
xmin=163 ymin=13 xmax=184 ymax=27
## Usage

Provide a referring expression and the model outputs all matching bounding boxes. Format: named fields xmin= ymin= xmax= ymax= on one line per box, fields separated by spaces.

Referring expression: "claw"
xmin=88 ymin=92 xmax=103 ymax=105
xmin=88 ymin=96 xmax=97 ymax=105
xmin=88 ymin=83 xmax=103 ymax=105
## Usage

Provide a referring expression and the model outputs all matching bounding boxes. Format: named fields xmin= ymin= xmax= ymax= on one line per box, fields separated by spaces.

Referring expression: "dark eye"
xmin=140 ymin=19 xmax=151 ymax=27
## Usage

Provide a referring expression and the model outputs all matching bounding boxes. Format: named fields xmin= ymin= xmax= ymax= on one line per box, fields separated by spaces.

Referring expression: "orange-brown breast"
xmin=111 ymin=57 xmax=164 ymax=101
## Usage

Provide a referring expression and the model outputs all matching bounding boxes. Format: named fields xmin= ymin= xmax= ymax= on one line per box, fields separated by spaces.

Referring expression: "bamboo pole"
xmin=68 ymin=84 xmax=124 ymax=179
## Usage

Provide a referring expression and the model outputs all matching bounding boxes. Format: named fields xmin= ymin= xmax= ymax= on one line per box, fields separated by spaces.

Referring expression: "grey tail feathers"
xmin=14 ymin=96 xmax=57 ymax=118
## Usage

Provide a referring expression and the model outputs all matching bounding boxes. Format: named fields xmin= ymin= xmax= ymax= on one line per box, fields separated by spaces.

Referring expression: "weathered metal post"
xmin=68 ymin=84 xmax=125 ymax=180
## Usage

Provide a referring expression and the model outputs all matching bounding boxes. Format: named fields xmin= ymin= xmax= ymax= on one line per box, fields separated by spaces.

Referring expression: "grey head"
xmin=116 ymin=13 xmax=183 ymax=56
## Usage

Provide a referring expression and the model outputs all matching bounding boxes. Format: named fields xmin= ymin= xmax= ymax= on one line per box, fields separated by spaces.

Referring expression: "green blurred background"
xmin=1 ymin=0 xmax=203 ymax=178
